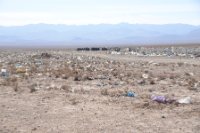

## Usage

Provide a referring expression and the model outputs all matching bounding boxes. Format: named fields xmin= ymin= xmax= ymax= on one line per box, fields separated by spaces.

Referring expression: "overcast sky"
xmin=0 ymin=0 xmax=200 ymax=26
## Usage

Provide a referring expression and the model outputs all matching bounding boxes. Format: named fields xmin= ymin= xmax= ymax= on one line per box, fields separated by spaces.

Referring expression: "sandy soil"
xmin=0 ymin=50 xmax=200 ymax=133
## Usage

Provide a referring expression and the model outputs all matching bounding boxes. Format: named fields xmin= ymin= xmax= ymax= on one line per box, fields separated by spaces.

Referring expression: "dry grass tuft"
xmin=29 ymin=83 xmax=37 ymax=93
xmin=157 ymin=74 xmax=167 ymax=80
xmin=60 ymin=85 xmax=71 ymax=93
xmin=101 ymin=88 xmax=108 ymax=95
xmin=52 ymin=66 xmax=75 ymax=79
xmin=101 ymin=88 xmax=126 ymax=97
xmin=69 ymin=98 xmax=78 ymax=105
xmin=13 ymin=82 xmax=18 ymax=92
xmin=74 ymin=75 xmax=82 ymax=81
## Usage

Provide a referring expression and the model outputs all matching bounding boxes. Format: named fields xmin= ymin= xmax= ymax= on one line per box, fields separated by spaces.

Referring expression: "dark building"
xmin=77 ymin=48 xmax=90 ymax=51
xmin=91 ymin=48 xmax=100 ymax=51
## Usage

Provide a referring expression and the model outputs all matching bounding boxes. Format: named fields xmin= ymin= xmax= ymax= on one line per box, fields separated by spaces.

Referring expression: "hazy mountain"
xmin=0 ymin=23 xmax=199 ymax=47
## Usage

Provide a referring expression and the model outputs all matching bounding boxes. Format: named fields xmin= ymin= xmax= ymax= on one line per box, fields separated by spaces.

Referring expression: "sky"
xmin=0 ymin=0 xmax=200 ymax=26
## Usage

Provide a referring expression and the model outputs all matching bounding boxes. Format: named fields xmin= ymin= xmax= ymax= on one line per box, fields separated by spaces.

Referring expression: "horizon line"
xmin=0 ymin=22 xmax=199 ymax=27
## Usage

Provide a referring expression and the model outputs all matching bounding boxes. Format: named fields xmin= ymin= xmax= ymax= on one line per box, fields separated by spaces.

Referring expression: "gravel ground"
xmin=0 ymin=49 xmax=200 ymax=133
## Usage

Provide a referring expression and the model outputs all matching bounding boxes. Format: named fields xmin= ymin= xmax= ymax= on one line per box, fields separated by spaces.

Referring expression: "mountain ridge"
xmin=0 ymin=23 xmax=199 ymax=47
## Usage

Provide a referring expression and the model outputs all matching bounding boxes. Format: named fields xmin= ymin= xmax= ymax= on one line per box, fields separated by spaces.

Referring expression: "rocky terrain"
xmin=0 ymin=46 xmax=200 ymax=133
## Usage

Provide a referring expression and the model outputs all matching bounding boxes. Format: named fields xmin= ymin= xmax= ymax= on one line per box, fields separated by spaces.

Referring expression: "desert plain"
xmin=0 ymin=46 xmax=200 ymax=133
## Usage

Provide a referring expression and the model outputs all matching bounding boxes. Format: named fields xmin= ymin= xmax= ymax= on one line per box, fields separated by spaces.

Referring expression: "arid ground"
xmin=0 ymin=49 xmax=200 ymax=133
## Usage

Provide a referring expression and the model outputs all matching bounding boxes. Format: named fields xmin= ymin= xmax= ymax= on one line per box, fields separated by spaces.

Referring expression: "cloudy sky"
xmin=0 ymin=0 xmax=200 ymax=26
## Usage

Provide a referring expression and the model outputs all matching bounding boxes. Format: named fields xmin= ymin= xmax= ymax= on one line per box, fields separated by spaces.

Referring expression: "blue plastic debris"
xmin=127 ymin=91 xmax=137 ymax=97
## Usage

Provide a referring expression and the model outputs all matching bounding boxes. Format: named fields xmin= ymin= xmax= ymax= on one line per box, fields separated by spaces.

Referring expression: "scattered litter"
xmin=15 ymin=63 xmax=22 ymax=68
xmin=142 ymin=74 xmax=149 ymax=79
xmin=151 ymin=95 xmax=175 ymax=104
xmin=151 ymin=95 xmax=167 ymax=103
xmin=127 ymin=91 xmax=137 ymax=97
xmin=1 ymin=68 xmax=9 ymax=77
xmin=177 ymin=97 xmax=192 ymax=104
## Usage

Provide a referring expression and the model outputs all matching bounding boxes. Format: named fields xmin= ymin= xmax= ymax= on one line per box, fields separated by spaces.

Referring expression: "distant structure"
xmin=121 ymin=48 xmax=130 ymax=52
xmin=76 ymin=47 xmax=115 ymax=52
xmin=77 ymin=48 xmax=90 ymax=51
xmin=101 ymin=47 xmax=108 ymax=51
xmin=111 ymin=47 xmax=120 ymax=52
xmin=91 ymin=48 xmax=100 ymax=51
xmin=76 ymin=46 xmax=200 ymax=58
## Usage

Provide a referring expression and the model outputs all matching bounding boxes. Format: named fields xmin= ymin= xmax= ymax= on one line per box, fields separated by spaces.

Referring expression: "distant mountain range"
xmin=0 ymin=23 xmax=200 ymax=47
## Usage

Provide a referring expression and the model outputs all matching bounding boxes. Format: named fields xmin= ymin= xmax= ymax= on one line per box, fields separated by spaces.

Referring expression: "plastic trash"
xmin=151 ymin=95 xmax=167 ymax=103
xmin=15 ymin=63 xmax=22 ymax=68
xmin=127 ymin=91 xmax=137 ymax=97
xmin=1 ymin=69 xmax=9 ymax=77
xmin=151 ymin=95 xmax=176 ymax=104
xmin=142 ymin=74 xmax=149 ymax=79
xmin=177 ymin=97 xmax=191 ymax=104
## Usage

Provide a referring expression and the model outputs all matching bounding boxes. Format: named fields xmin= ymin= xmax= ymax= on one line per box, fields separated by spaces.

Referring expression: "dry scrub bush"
xmin=125 ymin=72 xmax=132 ymax=77
xmin=69 ymin=98 xmax=78 ymax=105
xmin=30 ymin=65 xmax=37 ymax=74
xmin=74 ymin=88 xmax=89 ymax=94
xmin=13 ymin=82 xmax=18 ymax=92
xmin=1 ymin=76 xmax=17 ymax=86
xmin=187 ymin=78 xmax=198 ymax=87
xmin=149 ymin=79 xmax=156 ymax=85
xmin=1 ymin=78 xmax=10 ymax=86
xmin=61 ymin=74 xmax=68 ymax=79
xmin=169 ymin=73 xmax=180 ymax=80
xmin=177 ymin=62 xmax=184 ymax=67
xmin=9 ymin=76 xmax=17 ymax=82
xmin=74 ymin=76 xmax=80 ymax=81
xmin=9 ymin=65 xmax=16 ymax=75
xmin=52 ymin=66 xmax=75 ymax=79
xmin=60 ymin=85 xmax=71 ymax=93
xmin=108 ymin=89 xmax=124 ymax=97
xmin=157 ymin=74 xmax=167 ymax=80
xmin=47 ymin=86 xmax=59 ymax=90
xmin=111 ymin=70 xmax=119 ymax=77
xmin=81 ymin=73 xmax=95 ymax=81
xmin=101 ymin=88 xmax=126 ymax=97
xmin=101 ymin=89 xmax=108 ymax=95
xmin=30 ymin=83 xmax=37 ymax=93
